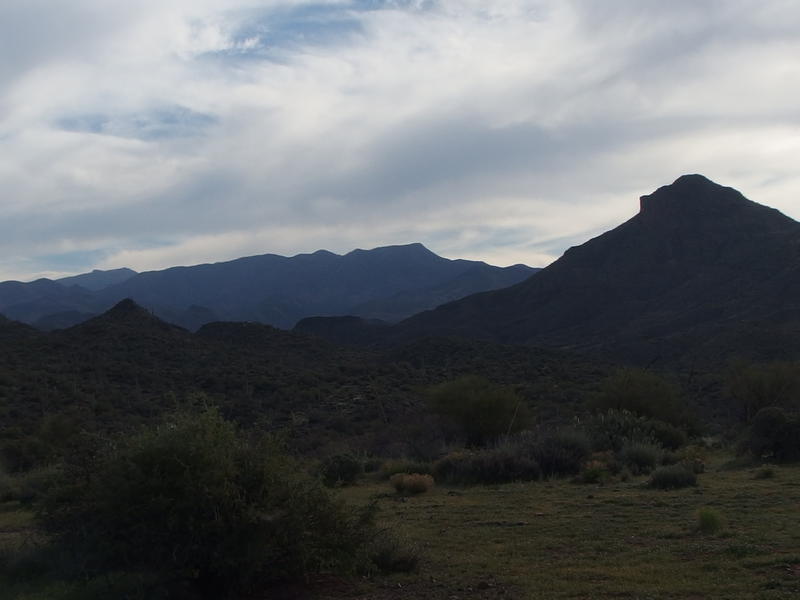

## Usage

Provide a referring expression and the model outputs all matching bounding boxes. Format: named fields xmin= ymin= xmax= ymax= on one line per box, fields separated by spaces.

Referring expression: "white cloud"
xmin=1 ymin=0 xmax=800 ymax=280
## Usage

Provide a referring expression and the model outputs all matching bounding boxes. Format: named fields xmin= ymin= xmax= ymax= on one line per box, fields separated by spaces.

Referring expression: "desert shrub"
xmin=661 ymin=451 xmax=679 ymax=466
xmin=586 ymin=410 xmax=686 ymax=453
xmin=697 ymin=508 xmax=724 ymax=534
xmin=368 ymin=533 xmax=420 ymax=573
xmin=676 ymin=445 xmax=706 ymax=473
xmin=319 ymin=453 xmax=362 ymax=487
xmin=648 ymin=420 xmax=687 ymax=451
xmin=754 ymin=464 xmax=776 ymax=479
xmin=620 ymin=443 xmax=662 ymax=475
xmin=428 ymin=376 xmax=530 ymax=446
xmin=529 ymin=429 xmax=591 ymax=478
xmin=40 ymin=409 xmax=377 ymax=597
xmin=649 ymin=464 xmax=697 ymax=490
xmin=586 ymin=409 xmax=656 ymax=452
xmin=433 ymin=447 xmax=541 ymax=486
xmin=379 ymin=459 xmax=432 ymax=479
xmin=594 ymin=369 xmax=685 ymax=426
xmin=576 ymin=460 xmax=610 ymax=485
xmin=389 ymin=473 xmax=434 ymax=495
xmin=749 ymin=407 xmax=800 ymax=462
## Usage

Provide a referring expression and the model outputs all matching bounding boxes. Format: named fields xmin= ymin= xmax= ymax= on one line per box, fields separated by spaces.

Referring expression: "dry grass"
xmin=343 ymin=452 xmax=800 ymax=599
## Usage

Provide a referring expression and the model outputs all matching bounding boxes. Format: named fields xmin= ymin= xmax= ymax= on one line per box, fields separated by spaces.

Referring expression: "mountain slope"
xmin=57 ymin=268 xmax=137 ymax=291
xmin=389 ymin=175 xmax=800 ymax=365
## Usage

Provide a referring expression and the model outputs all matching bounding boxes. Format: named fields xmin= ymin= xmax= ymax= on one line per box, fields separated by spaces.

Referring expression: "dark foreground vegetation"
xmin=1 ymin=299 xmax=800 ymax=598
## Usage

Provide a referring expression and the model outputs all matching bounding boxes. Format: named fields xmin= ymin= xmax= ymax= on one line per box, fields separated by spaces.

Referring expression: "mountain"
xmin=0 ymin=244 xmax=537 ymax=330
xmin=308 ymin=175 xmax=800 ymax=366
xmin=0 ymin=278 xmax=97 ymax=324
xmin=57 ymin=268 xmax=137 ymax=291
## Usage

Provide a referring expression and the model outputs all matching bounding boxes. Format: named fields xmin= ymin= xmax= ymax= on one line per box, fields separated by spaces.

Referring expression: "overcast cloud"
xmin=1 ymin=0 xmax=799 ymax=280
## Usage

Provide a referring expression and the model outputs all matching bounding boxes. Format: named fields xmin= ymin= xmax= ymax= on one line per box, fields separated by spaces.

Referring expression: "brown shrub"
xmin=389 ymin=473 xmax=434 ymax=495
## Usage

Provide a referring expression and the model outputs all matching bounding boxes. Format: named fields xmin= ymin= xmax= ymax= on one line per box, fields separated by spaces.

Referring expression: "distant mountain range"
xmin=0 ymin=244 xmax=537 ymax=330
xmin=299 ymin=175 xmax=800 ymax=367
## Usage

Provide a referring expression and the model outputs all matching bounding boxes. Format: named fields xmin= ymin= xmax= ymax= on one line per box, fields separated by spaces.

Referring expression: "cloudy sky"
xmin=1 ymin=0 xmax=799 ymax=281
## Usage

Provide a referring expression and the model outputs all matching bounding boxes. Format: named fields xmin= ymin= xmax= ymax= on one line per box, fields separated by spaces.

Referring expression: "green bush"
xmin=428 ymin=376 xmax=529 ymax=446
xmin=319 ymin=452 xmax=362 ymax=487
xmin=529 ymin=430 xmax=590 ymax=478
xmin=40 ymin=409 xmax=377 ymax=597
xmin=649 ymin=464 xmax=697 ymax=490
xmin=620 ymin=443 xmax=662 ymax=475
xmin=697 ymin=508 xmax=724 ymax=534
xmin=648 ymin=420 xmax=687 ymax=451
xmin=379 ymin=459 xmax=432 ymax=480
xmin=586 ymin=410 xmax=686 ymax=453
xmin=433 ymin=447 xmax=541 ymax=486
xmin=586 ymin=409 xmax=657 ymax=452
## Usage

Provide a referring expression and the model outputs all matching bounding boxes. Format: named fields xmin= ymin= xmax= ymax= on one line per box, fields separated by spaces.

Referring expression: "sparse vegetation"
xmin=649 ymin=464 xmax=698 ymax=489
xmin=433 ymin=446 xmax=541 ymax=485
xmin=620 ymin=442 xmax=662 ymax=475
xmin=527 ymin=429 xmax=591 ymax=478
xmin=697 ymin=507 xmax=724 ymax=534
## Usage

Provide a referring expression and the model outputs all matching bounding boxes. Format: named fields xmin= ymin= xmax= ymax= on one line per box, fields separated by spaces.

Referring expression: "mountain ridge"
xmin=0 ymin=244 xmax=538 ymax=331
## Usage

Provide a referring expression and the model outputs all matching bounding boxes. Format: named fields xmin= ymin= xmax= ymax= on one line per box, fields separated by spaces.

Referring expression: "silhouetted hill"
xmin=72 ymin=298 xmax=186 ymax=336
xmin=0 ymin=244 xmax=536 ymax=330
xmin=307 ymin=175 xmax=800 ymax=366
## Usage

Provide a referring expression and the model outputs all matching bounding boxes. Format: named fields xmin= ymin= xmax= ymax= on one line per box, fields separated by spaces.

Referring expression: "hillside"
xmin=0 ymin=299 xmax=608 ymax=469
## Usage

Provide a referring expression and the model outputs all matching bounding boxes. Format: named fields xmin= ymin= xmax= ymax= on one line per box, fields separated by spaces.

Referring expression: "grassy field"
xmin=342 ymin=456 xmax=800 ymax=599
xmin=1 ymin=455 xmax=799 ymax=599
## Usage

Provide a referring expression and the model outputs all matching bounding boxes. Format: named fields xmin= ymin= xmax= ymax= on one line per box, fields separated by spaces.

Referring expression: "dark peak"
xmin=108 ymin=298 xmax=146 ymax=315
xmin=74 ymin=298 xmax=184 ymax=334
xmin=638 ymin=174 xmax=751 ymax=217
xmin=671 ymin=173 xmax=715 ymax=188
xmin=346 ymin=243 xmax=435 ymax=258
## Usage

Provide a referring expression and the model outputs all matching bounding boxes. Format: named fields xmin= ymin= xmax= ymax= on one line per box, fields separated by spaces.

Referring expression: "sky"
xmin=2 ymin=0 xmax=799 ymax=281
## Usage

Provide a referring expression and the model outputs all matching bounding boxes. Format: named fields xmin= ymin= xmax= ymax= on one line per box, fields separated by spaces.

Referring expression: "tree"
xmin=593 ymin=368 xmax=684 ymax=426
xmin=727 ymin=360 xmax=800 ymax=422
xmin=427 ymin=376 xmax=529 ymax=446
